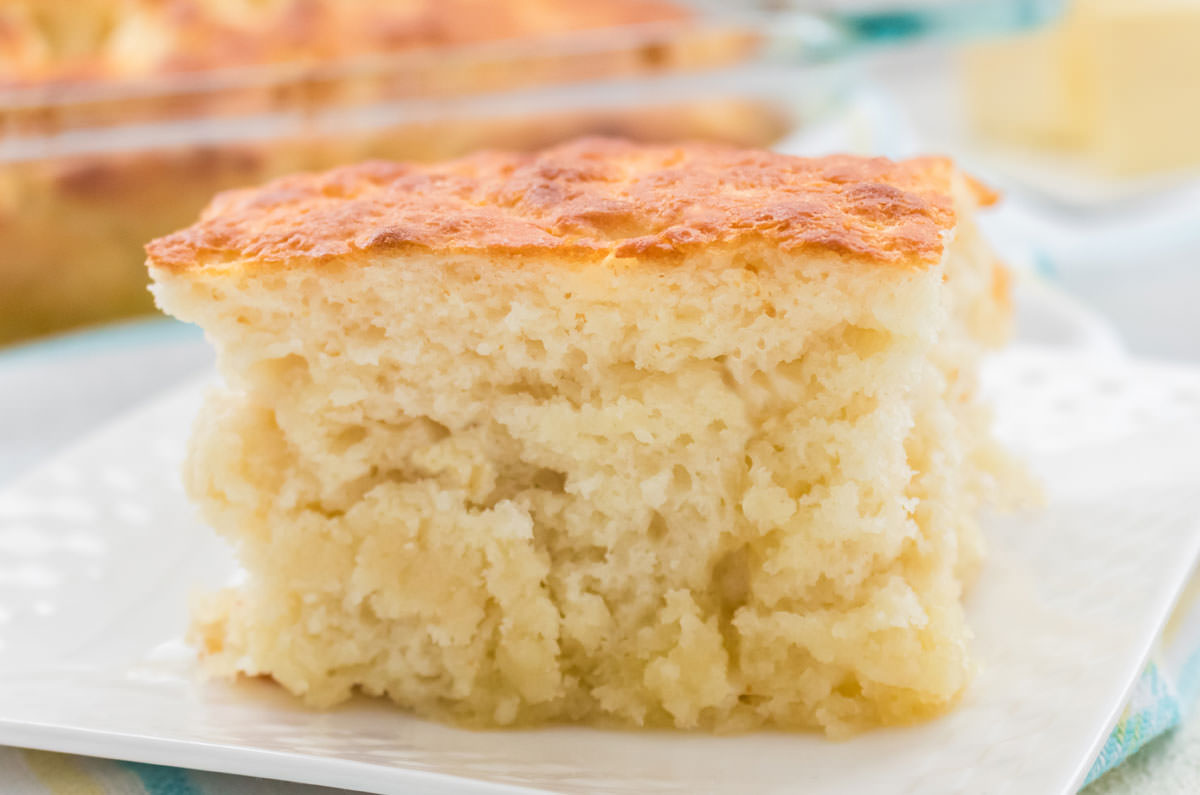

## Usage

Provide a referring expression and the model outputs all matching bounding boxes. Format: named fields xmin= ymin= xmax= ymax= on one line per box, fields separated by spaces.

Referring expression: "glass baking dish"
xmin=0 ymin=0 xmax=1057 ymax=344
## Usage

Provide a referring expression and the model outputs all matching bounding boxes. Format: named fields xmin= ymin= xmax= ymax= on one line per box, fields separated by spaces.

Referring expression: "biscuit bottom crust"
xmin=160 ymin=211 xmax=1016 ymax=736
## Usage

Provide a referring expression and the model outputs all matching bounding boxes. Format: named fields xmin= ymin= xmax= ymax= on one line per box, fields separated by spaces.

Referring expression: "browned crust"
xmin=0 ymin=0 xmax=687 ymax=85
xmin=965 ymin=173 xmax=1001 ymax=207
xmin=147 ymin=137 xmax=964 ymax=274
xmin=991 ymin=258 xmax=1012 ymax=312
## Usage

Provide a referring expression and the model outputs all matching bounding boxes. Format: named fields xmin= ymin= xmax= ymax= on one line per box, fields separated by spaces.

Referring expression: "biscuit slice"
xmin=148 ymin=138 xmax=1016 ymax=735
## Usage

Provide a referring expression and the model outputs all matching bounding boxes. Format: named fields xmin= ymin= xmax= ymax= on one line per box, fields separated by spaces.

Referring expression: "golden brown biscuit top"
xmin=147 ymin=138 xmax=970 ymax=273
xmin=0 ymin=0 xmax=686 ymax=84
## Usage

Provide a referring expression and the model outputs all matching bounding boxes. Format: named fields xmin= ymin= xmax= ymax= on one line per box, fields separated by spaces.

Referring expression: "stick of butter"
xmin=964 ymin=0 xmax=1200 ymax=176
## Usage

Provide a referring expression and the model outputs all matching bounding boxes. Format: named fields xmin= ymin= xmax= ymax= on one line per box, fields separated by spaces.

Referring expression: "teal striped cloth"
xmin=0 ymin=747 xmax=348 ymax=794
xmin=1083 ymin=659 xmax=1190 ymax=787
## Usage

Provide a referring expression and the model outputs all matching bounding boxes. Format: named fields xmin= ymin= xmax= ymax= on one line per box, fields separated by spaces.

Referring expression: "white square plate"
xmin=2 ymin=345 xmax=1200 ymax=795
